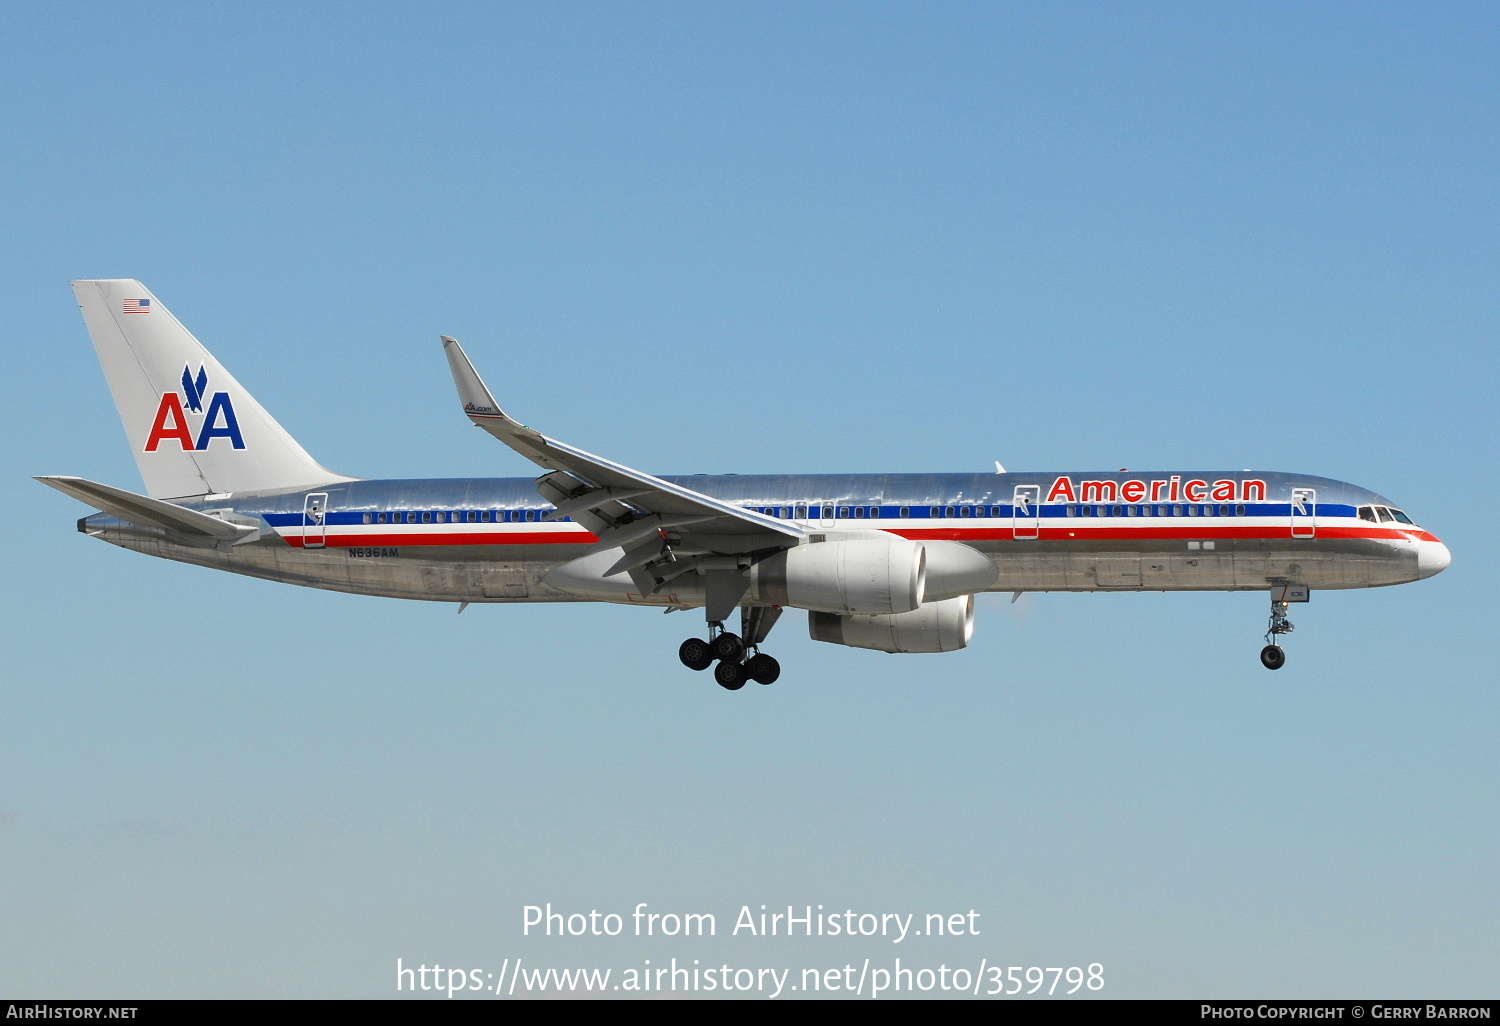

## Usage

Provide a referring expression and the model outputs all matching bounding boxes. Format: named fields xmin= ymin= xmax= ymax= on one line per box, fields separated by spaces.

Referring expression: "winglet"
xmin=441 ymin=336 xmax=508 ymax=421
xmin=440 ymin=336 xmax=553 ymax=467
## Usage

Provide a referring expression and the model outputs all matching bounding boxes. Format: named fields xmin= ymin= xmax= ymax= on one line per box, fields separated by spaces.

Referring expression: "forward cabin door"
xmin=303 ymin=491 xmax=329 ymax=549
xmin=1012 ymin=485 xmax=1041 ymax=540
xmin=1290 ymin=487 xmax=1316 ymax=539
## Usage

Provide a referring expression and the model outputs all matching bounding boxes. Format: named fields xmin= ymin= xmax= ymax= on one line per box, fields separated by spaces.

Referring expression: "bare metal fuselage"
xmin=78 ymin=470 xmax=1440 ymax=609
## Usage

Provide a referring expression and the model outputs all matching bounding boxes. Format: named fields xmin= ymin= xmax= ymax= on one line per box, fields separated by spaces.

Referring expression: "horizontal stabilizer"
xmin=35 ymin=475 xmax=256 ymax=541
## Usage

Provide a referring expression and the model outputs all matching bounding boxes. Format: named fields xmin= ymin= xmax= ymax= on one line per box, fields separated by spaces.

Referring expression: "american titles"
xmin=1045 ymin=476 xmax=1267 ymax=505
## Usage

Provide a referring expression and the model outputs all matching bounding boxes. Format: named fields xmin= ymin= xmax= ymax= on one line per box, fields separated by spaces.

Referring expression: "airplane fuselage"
xmin=79 ymin=469 xmax=1448 ymax=607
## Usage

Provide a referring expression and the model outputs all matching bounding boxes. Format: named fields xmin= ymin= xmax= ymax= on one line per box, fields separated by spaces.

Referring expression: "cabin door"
xmin=1012 ymin=485 xmax=1041 ymax=540
xmin=303 ymin=492 xmax=329 ymax=549
xmin=1290 ymin=487 xmax=1316 ymax=539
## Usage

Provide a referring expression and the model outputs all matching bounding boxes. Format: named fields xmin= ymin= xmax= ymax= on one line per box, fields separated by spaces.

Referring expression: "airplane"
xmin=39 ymin=280 xmax=1451 ymax=689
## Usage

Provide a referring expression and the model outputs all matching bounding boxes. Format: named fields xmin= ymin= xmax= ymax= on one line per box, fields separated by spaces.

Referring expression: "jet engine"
xmin=808 ymin=595 xmax=975 ymax=654
xmin=747 ymin=537 xmax=926 ymax=615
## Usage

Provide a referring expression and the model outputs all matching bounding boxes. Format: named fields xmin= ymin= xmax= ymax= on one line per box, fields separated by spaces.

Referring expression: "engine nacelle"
xmin=748 ymin=538 xmax=925 ymax=615
xmin=920 ymin=540 xmax=999 ymax=600
xmin=808 ymin=595 xmax=975 ymax=654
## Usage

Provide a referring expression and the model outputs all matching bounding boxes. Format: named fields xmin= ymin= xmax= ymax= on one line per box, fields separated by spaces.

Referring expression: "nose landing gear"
xmin=1261 ymin=596 xmax=1296 ymax=670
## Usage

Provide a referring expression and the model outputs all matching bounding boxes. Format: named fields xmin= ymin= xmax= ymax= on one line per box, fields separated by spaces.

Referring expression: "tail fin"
xmin=72 ymin=280 xmax=352 ymax=499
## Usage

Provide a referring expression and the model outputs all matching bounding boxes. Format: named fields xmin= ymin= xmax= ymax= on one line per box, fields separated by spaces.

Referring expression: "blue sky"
xmin=2 ymin=2 xmax=1496 ymax=998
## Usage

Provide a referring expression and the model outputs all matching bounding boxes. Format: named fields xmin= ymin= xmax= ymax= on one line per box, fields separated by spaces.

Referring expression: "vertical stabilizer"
xmin=72 ymin=280 xmax=352 ymax=498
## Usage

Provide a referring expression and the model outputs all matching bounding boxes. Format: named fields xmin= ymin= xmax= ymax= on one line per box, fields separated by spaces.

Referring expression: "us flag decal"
xmin=123 ymin=298 xmax=151 ymax=313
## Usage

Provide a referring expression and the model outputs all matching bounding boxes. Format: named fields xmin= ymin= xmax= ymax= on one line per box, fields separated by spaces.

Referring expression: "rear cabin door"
xmin=1290 ymin=487 xmax=1316 ymax=539
xmin=1012 ymin=485 xmax=1041 ymax=540
xmin=303 ymin=492 xmax=329 ymax=549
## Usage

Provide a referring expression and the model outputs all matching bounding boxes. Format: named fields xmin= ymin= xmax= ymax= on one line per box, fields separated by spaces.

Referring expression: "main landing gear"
xmin=678 ymin=607 xmax=783 ymax=690
xmin=1260 ymin=597 xmax=1295 ymax=670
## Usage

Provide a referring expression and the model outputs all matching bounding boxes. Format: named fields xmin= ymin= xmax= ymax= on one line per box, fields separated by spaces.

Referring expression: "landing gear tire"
xmin=679 ymin=638 xmax=713 ymax=671
xmin=711 ymin=632 xmax=745 ymax=663
xmin=714 ymin=660 xmax=747 ymax=690
xmin=745 ymin=653 xmax=780 ymax=685
xmin=1260 ymin=644 xmax=1286 ymax=670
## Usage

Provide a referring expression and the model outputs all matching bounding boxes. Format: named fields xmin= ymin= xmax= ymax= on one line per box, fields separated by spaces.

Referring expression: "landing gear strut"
xmin=1261 ymin=598 xmax=1295 ymax=670
xmin=679 ymin=607 xmax=783 ymax=690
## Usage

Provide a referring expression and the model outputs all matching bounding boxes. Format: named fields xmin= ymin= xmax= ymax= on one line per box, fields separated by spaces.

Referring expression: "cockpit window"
xmin=1358 ymin=506 xmax=1377 ymax=522
xmin=1376 ymin=507 xmax=1394 ymax=522
xmin=1390 ymin=509 xmax=1414 ymax=525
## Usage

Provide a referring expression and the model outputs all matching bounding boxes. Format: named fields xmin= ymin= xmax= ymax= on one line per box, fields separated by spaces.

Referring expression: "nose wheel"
xmin=1261 ymin=598 xmax=1295 ymax=670
xmin=680 ymin=611 xmax=783 ymax=689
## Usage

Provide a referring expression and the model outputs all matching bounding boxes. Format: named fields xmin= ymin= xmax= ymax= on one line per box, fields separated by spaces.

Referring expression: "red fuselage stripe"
xmin=283 ymin=524 xmax=1438 ymax=548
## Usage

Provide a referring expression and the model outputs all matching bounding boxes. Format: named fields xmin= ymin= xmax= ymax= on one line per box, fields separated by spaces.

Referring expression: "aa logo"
xmin=144 ymin=364 xmax=245 ymax=451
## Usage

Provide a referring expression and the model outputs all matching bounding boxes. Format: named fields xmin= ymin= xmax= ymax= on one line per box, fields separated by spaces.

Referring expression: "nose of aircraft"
xmin=1417 ymin=538 xmax=1452 ymax=579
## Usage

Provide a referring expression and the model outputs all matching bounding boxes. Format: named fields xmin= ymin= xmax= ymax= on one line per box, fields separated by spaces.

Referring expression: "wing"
xmin=441 ymin=337 xmax=802 ymax=583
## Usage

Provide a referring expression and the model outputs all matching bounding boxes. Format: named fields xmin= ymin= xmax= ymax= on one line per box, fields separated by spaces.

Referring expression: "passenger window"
xmin=1067 ymin=505 xmax=1077 ymax=517
xmin=794 ymin=505 xmax=807 ymax=519
xmin=1081 ymin=505 xmax=1093 ymax=517
xmin=945 ymin=505 xmax=956 ymax=518
xmin=362 ymin=513 xmax=372 ymax=524
xmin=823 ymin=506 xmax=834 ymax=519
xmin=1376 ymin=507 xmax=1394 ymax=522
xmin=959 ymin=506 xmax=971 ymax=518
xmin=376 ymin=512 xmax=388 ymax=524
xmin=837 ymin=506 xmax=850 ymax=518
xmin=1112 ymin=505 xmax=1124 ymax=517
xmin=1126 ymin=505 xmax=1137 ymax=517
xmin=870 ymin=507 xmax=881 ymax=519
xmin=1236 ymin=505 xmax=1246 ymax=516
xmin=930 ymin=507 xmax=941 ymax=518
xmin=421 ymin=511 xmax=432 ymax=523
xmin=1202 ymin=505 xmax=1214 ymax=517
xmin=1188 ymin=506 xmax=1198 ymax=517
xmin=975 ymin=506 xmax=987 ymax=518
xmin=1391 ymin=509 xmax=1414 ymax=524
xmin=1218 ymin=504 xmax=1229 ymax=516
xmin=854 ymin=506 xmax=865 ymax=519
xmin=899 ymin=506 xmax=910 ymax=518
xmin=466 ymin=511 xmax=476 ymax=522
xmin=1173 ymin=505 xmax=1184 ymax=516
